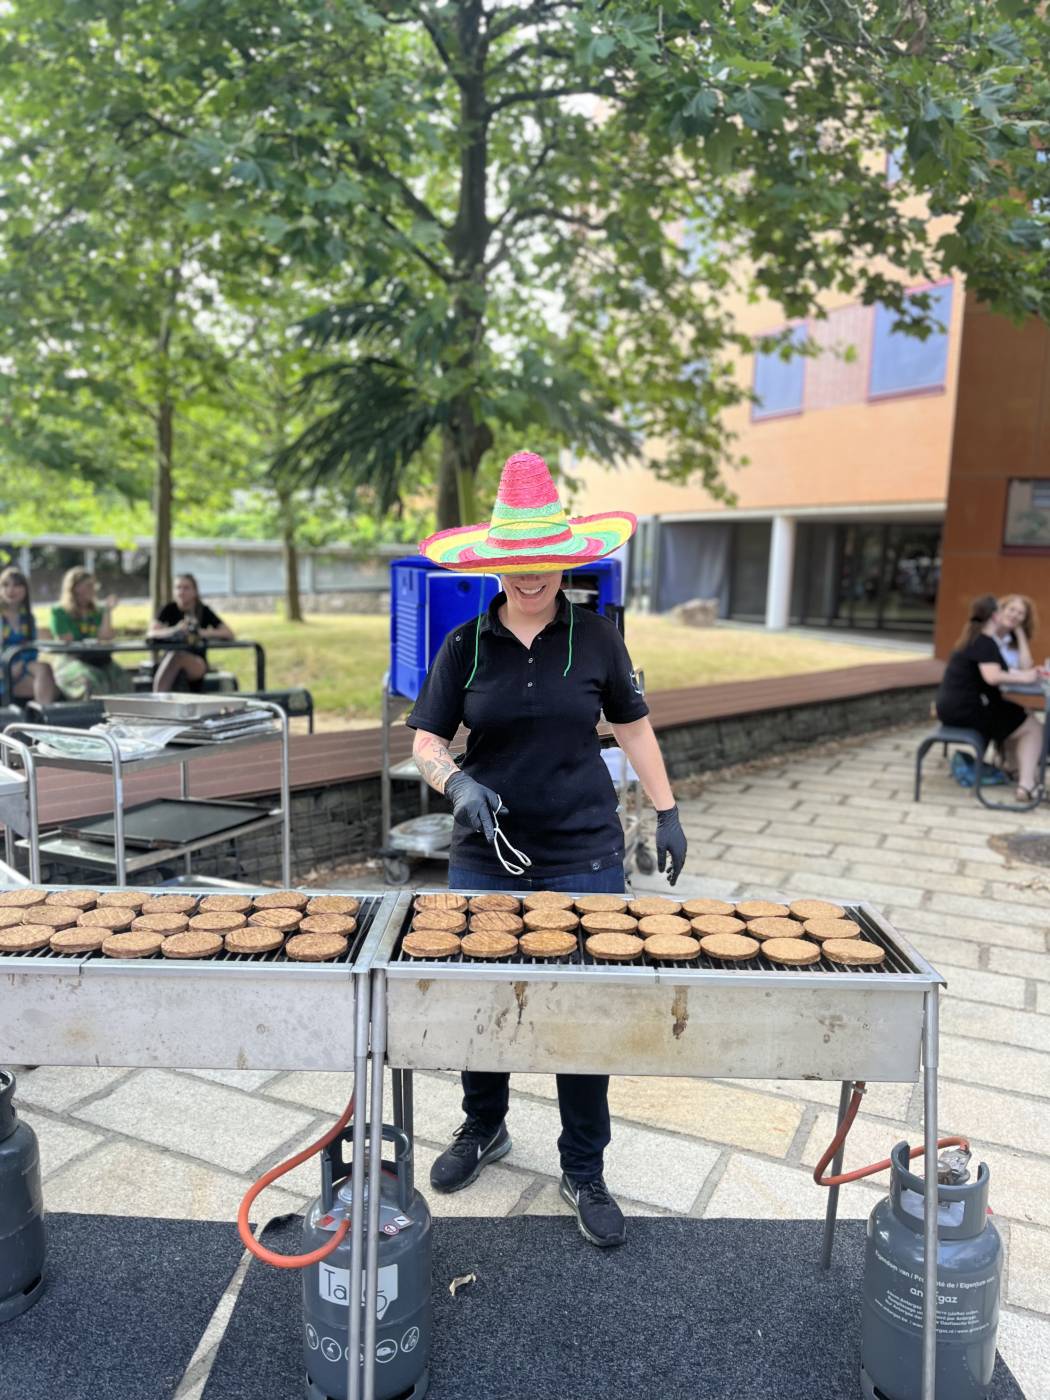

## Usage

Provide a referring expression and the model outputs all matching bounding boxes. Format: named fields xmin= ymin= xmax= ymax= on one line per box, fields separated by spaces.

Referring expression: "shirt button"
xmin=527 ymin=682 xmax=533 ymax=688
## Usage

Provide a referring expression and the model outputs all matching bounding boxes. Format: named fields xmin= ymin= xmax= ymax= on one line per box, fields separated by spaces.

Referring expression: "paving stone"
xmin=829 ymin=844 xmax=905 ymax=868
xmin=13 ymin=1065 xmax=132 ymax=1114
xmin=1040 ymin=983 xmax=1050 ymax=1013
xmin=731 ymin=1079 xmax=913 ymax=1120
xmin=263 ymin=1069 xmax=367 ymax=1116
xmin=633 ymin=872 xmax=740 ymax=900
xmin=929 ymin=891 xmax=1050 ymax=930
xmin=939 ymin=965 xmax=1029 ymax=1009
xmin=685 ymin=858 xmax=793 ymax=888
xmin=524 ymin=1182 xmax=669 ymax=1217
xmin=701 ymin=827 xmax=835 ymax=858
xmin=963 ymin=860 xmax=1050 ymax=885
xmin=1005 ymin=1223 xmax=1050 ymax=1313
xmin=696 ymin=812 xmax=772 ymax=834
xmin=19 ymin=1108 xmax=105 ymax=1181
xmin=940 ymin=1034 xmax=1050 ymax=1099
xmin=984 ymin=879 xmax=1050 ymax=911
xmin=989 ymin=946 xmax=1050 ymax=981
xmin=996 ymin=1308 xmax=1050 ymax=1400
xmin=703 ymin=1152 xmax=884 ymax=1221
xmin=42 ymin=1138 xmax=305 ymax=1221
xmin=406 ymin=1074 xmax=718 ymax=1212
xmin=889 ymin=905 xmax=1046 ymax=953
xmin=73 ymin=1070 xmax=318 ymax=1174
xmin=601 ymin=1077 xmax=803 ymax=1157
xmin=413 ymin=1142 xmax=535 ymax=1217
xmin=724 ymin=850 xmax=846 ymax=880
xmin=939 ymin=1081 xmax=1050 ymax=1157
xmin=898 ymin=931 xmax=981 ymax=970
xmin=785 ymin=872 xmax=925 ymax=909
xmin=941 ymin=1001 xmax=1050 ymax=1053
xmin=188 ymin=1070 xmax=282 ymax=1091
xmin=845 ymin=864 xmax=988 ymax=897
xmin=883 ymin=834 xmax=997 ymax=863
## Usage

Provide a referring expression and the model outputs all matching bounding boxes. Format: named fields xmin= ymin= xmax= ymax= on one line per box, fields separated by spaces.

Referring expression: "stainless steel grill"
xmin=389 ymin=902 xmax=919 ymax=977
xmin=0 ymin=891 xmax=387 ymax=968
xmin=0 ymin=884 xmax=401 ymax=1071
xmin=372 ymin=891 xmax=943 ymax=1083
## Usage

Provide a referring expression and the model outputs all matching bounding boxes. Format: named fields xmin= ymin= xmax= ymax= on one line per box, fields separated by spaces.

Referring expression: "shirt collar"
xmin=481 ymin=589 xmax=570 ymax=637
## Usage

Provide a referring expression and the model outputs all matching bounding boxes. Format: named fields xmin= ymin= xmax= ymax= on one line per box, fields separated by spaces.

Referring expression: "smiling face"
xmin=174 ymin=576 xmax=199 ymax=611
xmin=500 ymin=572 xmax=563 ymax=617
xmin=1000 ymin=596 xmax=1028 ymax=633
xmin=73 ymin=576 xmax=96 ymax=611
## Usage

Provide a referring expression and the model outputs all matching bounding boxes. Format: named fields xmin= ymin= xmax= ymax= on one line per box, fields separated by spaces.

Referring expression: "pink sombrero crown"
xmin=419 ymin=451 xmax=636 ymax=574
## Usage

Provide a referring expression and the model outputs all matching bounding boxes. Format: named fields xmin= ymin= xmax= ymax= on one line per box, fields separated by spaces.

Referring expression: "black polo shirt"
xmin=406 ymin=590 xmax=650 ymax=878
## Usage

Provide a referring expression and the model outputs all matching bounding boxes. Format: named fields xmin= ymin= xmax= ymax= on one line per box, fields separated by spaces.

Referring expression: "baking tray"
xmin=58 ymin=797 xmax=273 ymax=849
xmin=103 ymin=695 xmax=256 ymax=721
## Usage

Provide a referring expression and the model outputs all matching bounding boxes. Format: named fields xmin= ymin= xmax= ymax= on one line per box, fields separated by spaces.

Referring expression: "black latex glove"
xmin=444 ymin=772 xmax=505 ymax=843
xmin=655 ymin=805 xmax=687 ymax=886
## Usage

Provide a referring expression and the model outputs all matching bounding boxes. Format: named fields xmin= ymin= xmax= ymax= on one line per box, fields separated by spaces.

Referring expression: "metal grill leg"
xmin=922 ymin=988 xmax=940 ymax=1400
xmin=363 ymin=971 xmax=387 ymax=1400
xmin=820 ymin=1080 xmax=852 ymax=1270
xmin=346 ymin=972 xmax=371 ymax=1400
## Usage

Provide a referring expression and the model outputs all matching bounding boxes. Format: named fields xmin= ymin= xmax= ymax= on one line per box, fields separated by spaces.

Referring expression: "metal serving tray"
xmin=59 ymin=798 xmax=273 ymax=849
xmin=0 ymin=885 xmax=401 ymax=1071
xmin=371 ymin=894 xmax=944 ymax=1082
xmin=103 ymin=694 xmax=256 ymax=721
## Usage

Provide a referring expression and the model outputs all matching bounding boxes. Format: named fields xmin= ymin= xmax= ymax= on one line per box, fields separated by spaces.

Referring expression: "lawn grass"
xmin=85 ymin=605 xmax=917 ymax=726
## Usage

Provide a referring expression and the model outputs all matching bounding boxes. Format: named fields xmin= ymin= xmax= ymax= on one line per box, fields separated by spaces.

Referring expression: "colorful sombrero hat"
xmin=419 ymin=451 xmax=636 ymax=574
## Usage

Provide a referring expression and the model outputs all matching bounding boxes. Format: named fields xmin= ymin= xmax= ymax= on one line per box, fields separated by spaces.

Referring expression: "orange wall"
xmin=569 ymin=276 xmax=962 ymax=518
xmin=935 ymin=297 xmax=1050 ymax=657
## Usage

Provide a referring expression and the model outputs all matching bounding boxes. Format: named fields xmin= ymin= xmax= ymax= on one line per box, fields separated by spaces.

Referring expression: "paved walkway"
xmin=11 ymin=725 xmax=1050 ymax=1398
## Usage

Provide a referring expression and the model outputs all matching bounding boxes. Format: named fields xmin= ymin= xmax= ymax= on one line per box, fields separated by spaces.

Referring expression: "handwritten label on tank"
xmin=318 ymin=1262 xmax=400 ymax=1321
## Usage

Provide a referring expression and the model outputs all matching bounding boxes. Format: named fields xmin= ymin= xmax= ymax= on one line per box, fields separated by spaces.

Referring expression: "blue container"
xmin=390 ymin=559 xmax=500 ymax=700
xmin=561 ymin=557 xmax=624 ymax=631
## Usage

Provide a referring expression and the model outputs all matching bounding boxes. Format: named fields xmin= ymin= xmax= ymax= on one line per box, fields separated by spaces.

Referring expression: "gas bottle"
xmin=861 ymin=1141 xmax=1001 ymax=1400
xmin=0 ymin=1069 xmax=46 ymax=1322
xmin=302 ymin=1124 xmax=431 ymax=1400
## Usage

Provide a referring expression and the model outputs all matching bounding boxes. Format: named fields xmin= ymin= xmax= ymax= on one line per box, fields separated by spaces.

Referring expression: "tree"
xmin=2 ymin=0 xmax=1048 ymax=535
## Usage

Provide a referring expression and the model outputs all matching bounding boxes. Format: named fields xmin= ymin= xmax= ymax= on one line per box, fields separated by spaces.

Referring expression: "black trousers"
xmin=461 ymin=1070 xmax=610 ymax=1182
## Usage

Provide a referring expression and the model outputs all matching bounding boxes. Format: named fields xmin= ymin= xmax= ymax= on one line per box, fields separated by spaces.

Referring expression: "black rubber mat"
xmin=3 ymin=1212 xmax=244 ymax=1400
xmin=202 ymin=1214 xmax=1025 ymax=1399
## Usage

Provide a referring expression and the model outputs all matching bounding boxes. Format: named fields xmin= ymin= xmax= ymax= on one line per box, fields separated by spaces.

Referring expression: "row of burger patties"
xmin=404 ymin=893 xmax=886 ymax=965
xmin=0 ymin=888 xmax=360 ymax=961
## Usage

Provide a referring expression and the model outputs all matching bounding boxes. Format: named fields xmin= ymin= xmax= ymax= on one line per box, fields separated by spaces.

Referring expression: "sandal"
xmin=1016 ymin=785 xmax=1045 ymax=804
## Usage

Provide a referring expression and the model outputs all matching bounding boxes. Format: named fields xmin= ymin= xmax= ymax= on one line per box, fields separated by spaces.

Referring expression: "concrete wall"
xmin=934 ymin=297 xmax=1050 ymax=658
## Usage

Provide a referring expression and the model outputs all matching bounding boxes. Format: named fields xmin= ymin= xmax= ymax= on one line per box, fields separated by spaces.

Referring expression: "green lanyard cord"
xmin=463 ymin=600 xmax=575 ymax=690
xmin=562 ymin=602 xmax=574 ymax=677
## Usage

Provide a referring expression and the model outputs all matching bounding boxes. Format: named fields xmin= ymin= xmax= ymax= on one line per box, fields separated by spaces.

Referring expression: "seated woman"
xmin=49 ymin=567 xmax=130 ymax=699
xmin=996 ymin=594 xmax=1037 ymax=671
xmin=936 ymin=593 xmax=1044 ymax=803
xmin=0 ymin=566 xmax=57 ymax=705
xmin=148 ymin=573 xmax=233 ymax=692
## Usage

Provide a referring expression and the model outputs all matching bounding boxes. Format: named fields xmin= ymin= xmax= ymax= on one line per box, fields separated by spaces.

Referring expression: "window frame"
xmin=1001 ymin=477 xmax=1050 ymax=556
xmin=866 ymin=279 xmax=953 ymax=404
xmin=750 ymin=322 xmax=807 ymax=423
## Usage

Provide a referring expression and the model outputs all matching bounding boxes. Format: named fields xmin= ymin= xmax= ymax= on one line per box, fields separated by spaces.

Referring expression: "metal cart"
xmin=2 ymin=697 xmax=291 ymax=886
xmin=378 ymin=670 xmax=454 ymax=886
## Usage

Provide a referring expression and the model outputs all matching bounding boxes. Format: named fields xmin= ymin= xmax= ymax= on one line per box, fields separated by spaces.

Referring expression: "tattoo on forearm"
xmin=414 ymin=735 xmax=459 ymax=794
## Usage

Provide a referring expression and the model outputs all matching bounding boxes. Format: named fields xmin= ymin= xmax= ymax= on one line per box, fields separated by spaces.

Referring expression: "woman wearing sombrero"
xmin=408 ymin=450 xmax=687 ymax=1248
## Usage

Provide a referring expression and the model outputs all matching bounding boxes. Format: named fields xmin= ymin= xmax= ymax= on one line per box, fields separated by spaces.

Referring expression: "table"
xmin=2 ymin=637 xmax=267 ymax=697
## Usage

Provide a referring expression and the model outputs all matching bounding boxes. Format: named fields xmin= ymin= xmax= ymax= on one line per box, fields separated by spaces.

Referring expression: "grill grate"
xmin=391 ymin=902 xmax=921 ymax=975
xmin=0 ymin=892 xmax=386 ymax=967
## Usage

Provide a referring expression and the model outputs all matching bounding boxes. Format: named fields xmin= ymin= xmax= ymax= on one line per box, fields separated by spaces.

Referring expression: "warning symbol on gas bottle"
xmin=320 ymin=1337 xmax=341 ymax=1364
xmin=401 ymin=1326 xmax=420 ymax=1354
xmin=376 ymin=1338 xmax=398 ymax=1365
xmin=305 ymin=1323 xmax=319 ymax=1351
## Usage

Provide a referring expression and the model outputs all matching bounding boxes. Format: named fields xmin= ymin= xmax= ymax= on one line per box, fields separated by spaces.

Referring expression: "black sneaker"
xmin=429 ymin=1118 xmax=511 ymax=1194
xmin=559 ymin=1173 xmax=627 ymax=1248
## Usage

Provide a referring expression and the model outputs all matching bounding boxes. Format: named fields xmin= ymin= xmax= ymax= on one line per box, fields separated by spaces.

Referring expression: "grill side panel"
xmin=383 ymin=977 xmax=926 ymax=1080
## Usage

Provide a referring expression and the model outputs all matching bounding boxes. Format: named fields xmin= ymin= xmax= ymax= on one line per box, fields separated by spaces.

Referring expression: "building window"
xmin=869 ymin=282 xmax=952 ymax=399
xmin=1003 ymin=479 xmax=1050 ymax=552
xmin=751 ymin=324 xmax=806 ymax=420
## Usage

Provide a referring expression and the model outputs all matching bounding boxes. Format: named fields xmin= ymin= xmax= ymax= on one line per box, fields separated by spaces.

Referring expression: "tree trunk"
xmin=437 ymin=406 xmax=492 ymax=530
xmin=277 ymin=480 xmax=304 ymax=622
xmin=150 ymin=400 xmax=174 ymax=615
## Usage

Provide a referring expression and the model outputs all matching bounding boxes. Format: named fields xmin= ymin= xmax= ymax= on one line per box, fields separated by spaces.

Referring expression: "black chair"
xmin=241 ymin=688 xmax=314 ymax=733
xmin=914 ymin=724 xmax=1023 ymax=810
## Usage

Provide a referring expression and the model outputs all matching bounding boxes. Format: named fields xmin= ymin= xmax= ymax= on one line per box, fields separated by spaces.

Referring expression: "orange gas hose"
xmin=813 ymin=1082 xmax=970 ymax=1188
xmin=237 ymin=1093 xmax=355 ymax=1268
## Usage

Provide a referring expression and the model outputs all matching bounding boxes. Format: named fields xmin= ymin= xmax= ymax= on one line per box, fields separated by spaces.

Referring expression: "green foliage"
xmin=0 ymin=0 xmax=1048 ymax=536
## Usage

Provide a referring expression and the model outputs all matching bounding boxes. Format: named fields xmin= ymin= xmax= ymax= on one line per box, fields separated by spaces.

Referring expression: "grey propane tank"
xmin=0 ymin=1068 xmax=46 ymax=1322
xmin=861 ymin=1140 xmax=1001 ymax=1400
xmin=302 ymin=1123 xmax=431 ymax=1400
